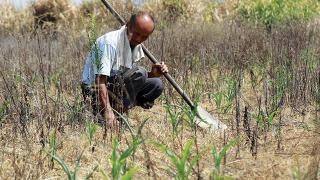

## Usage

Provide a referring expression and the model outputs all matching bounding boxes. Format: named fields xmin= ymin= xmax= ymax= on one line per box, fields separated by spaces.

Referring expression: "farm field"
xmin=0 ymin=0 xmax=319 ymax=179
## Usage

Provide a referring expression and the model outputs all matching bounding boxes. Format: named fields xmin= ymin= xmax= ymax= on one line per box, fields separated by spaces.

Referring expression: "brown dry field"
xmin=0 ymin=98 xmax=318 ymax=179
xmin=0 ymin=1 xmax=319 ymax=179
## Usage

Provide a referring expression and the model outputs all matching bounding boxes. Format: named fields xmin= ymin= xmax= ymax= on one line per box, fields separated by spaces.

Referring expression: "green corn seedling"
xmin=211 ymin=138 xmax=238 ymax=179
xmin=154 ymin=139 xmax=202 ymax=180
xmin=85 ymin=120 xmax=97 ymax=148
xmin=223 ymin=78 xmax=236 ymax=113
xmin=254 ymin=109 xmax=278 ymax=128
xmin=182 ymin=105 xmax=197 ymax=129
xmin=164 ymin=103 xmax=182 ymax=136
xmin=49 ymin=129 xmax=58 ymax=168
xmin=181 ymin=98 xmax=201 ymax=129
xmin=267 ymin=110 xmax=278 ymax=126
xmin=211 ymin=92 xmax=223 ymax=111
xmin=253 ymin=111 xmax=265 ymax=130
xmin=50 ymin=153 xmax=80 ymax=180
xmin=291 ymin=161 xmax=304 ymax=180
xmin=100 ymin=137 xmax=142 ymax=180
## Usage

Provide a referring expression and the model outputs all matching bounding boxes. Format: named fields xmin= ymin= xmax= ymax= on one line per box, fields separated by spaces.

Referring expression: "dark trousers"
xmin=82 ymin=66 xmax=164 ymax=114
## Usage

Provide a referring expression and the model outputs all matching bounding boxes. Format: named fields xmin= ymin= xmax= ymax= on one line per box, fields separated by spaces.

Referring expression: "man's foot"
xmin=95 ymin=115 xmax=106 ymax=126
xmin=137 ymin=101 xmax=154 ymax=109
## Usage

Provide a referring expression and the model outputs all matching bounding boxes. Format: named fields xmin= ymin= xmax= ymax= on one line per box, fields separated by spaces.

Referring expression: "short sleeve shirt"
xmin=82 ymin=26 xmax=145 ymax=85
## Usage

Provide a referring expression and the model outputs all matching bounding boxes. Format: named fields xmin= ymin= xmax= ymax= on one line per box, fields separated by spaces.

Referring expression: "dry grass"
xmin=0 ymin=0 xmax=319 ymax=179
xmin=0 ymin=0 xmax=241 ymax=33
xmin=0 ymin=104 xmax=317 ymax=179
xmin=32 ymin=0 xmax=76 ymax=30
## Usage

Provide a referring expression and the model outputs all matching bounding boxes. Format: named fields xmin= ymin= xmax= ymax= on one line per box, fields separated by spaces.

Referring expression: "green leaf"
xmin=137 ymin=118 xmax=149 ymax=137
xmin=85 ymin=165 xmax=98 ymax=180
xmin=121 ymin=167 xmax=142 ymax=180
xmin=73 ymin=150 xmax=84 ymax=179
xmin=179 ymin=140 xmax=193 ymax=177
xmin=186 ymin=146 xmax=209 ymax=176
xmin=49 ymin=153 xmax=72 ymax=180
xmin=119 ymin=138 xmax=142 ymax=164
xmin=154 ymin=142 xmax=181 ymax=174
xmin=212 ymin=138 xmax=239 ymax=174
xmin=14 ymin=74 xmax=24 ymax=83
xmin=111 ymin=138 xmax=119 ymax=179
xmin=99 ymin=167 xmax=109 ymax=180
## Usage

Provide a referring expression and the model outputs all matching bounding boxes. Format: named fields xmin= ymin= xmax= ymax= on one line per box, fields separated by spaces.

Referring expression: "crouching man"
xmin=81 ymin=11 xmax=168 ymax=129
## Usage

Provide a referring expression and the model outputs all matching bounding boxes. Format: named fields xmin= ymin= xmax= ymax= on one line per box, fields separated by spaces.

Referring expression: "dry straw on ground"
xmin=0 ymin=0 xmax=319 ymax=179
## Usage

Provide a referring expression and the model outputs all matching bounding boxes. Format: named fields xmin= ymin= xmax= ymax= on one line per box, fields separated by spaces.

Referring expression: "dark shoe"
xmin=94 ymin=115 xmax=106 ymax=127
xmin=138 ymin=101 xmax=154 ymax=109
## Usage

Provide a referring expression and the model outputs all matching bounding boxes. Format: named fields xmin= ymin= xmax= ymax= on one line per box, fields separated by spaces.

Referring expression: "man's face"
xmin=127 ymin=16 xmax=154 ymax=48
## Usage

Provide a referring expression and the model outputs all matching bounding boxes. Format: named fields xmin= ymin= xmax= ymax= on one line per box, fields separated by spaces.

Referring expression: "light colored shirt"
xmin=82 ymin=25 xmax=145 ymax=84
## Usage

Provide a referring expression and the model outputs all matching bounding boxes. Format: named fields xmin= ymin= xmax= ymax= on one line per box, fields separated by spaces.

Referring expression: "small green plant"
xmin=154 ymin=139 xmax=202 ymax=180
xmin=100 ymin=137 xmax=142 ymax=180
xmin=48 ymin=129 xmax=58 ymax=168
xmin=253 ymin=109 xmax=278 ymax=128
xmin=50 ymin=153 xmax=81 ymax=180
xmin=223 ymin=78 xmax=236 ymax=113
xmin=211 ymin=138 xmax=238 ymax=179
xmin=49 ymin=150 xmax=97 ymax=180
xmin=85 ymin=120 xmax=97 ymax=149
xmin=182 ymin=104 xmax=198 ymax=129
xmin=49 ymin=70 xmax=63 ymax=88
xmin=266 ymin=110 xmax=278 ymax=126
xmin=291 ymin=160 xmax=304 ymax=180
xmin=253 ymin=110 xmax=265 ymax=125
xmin=211 ymin=92 xmax=223 ymax=111
xmin=210 ymin=78 xmax=236 ymax=113
xmin=164 ymin=102 xmax=182 ymax=136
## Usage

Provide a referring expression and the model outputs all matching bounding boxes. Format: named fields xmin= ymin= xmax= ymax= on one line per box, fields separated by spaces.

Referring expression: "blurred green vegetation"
xmin=237 ymin=0 xmax=320 ymax=29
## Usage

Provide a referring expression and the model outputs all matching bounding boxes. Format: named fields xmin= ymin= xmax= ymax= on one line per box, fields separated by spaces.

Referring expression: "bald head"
xmin=127 ymin=11 xmax=155 ymax=48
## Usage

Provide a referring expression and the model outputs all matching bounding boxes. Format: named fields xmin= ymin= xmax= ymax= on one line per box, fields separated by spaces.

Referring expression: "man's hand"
xmin=105 ymin=107 xmax=116 ymax=121
xmin=149 ymin=61 xmax=168 ymax=78
xmin=95 ymin=75 xmax=118 ymax=129
xmin=105 ymin=108 xmax=120 ymax=130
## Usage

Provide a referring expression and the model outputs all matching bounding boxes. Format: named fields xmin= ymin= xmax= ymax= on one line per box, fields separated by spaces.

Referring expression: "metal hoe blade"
xmin=195 ymin=106 xmax=227 ymax=130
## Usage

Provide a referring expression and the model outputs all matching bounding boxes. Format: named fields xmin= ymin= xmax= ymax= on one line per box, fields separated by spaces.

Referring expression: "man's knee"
xmin=149 ymin=78 xmax=164 ymax=95
xmin=136 ymin=78 xmax=164 ymax=109
xmin=155 ymin=78 xmax=164 ymax=92
xmin=136 ymin=66 xmax=148 ymax=77
xmin=128 ymin=66 xmax=148 ymax=84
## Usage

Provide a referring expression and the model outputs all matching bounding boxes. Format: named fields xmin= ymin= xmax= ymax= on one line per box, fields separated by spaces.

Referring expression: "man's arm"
xmin=95 ymin=75 xmax=116 ymax=122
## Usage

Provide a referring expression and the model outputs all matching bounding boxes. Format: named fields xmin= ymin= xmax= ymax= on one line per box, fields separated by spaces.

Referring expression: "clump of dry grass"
xmin=143 ymin=0 xmax=239 ymax=24
xmin=78 ymin=0 xmax=128 ymax=33
xmin=0 ymin=3 xmax=33 ymax=32
xmin=32 ymin=0 xmax=76 ymax=30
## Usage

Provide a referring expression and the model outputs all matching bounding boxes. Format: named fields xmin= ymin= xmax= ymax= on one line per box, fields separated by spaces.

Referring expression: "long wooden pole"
xmin=100 ymin=0 xmax=195 ymax=109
